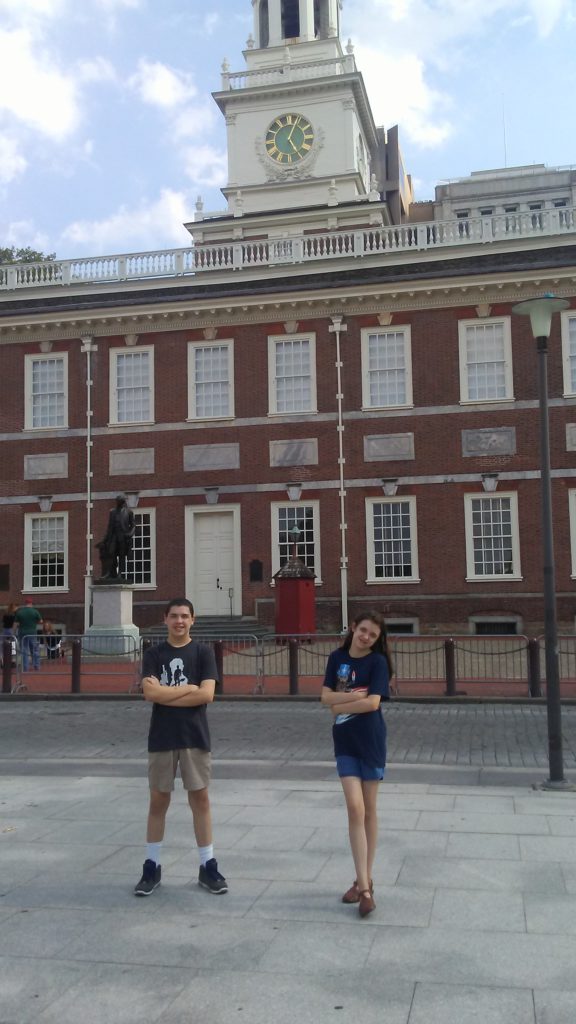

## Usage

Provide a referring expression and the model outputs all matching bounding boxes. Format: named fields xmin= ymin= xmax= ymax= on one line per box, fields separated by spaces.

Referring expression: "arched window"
xmin=259 ymin=0 xmax=269 ymax=48
xmin=314 ymin=0 xmax=330 ymax=38
xmin=281 ymin=0 xmax=300 ymax=39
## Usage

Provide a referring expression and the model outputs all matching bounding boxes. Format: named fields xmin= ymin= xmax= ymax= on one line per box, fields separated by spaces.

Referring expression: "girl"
xmin=321 ymin=611 xmax=391 ymax=918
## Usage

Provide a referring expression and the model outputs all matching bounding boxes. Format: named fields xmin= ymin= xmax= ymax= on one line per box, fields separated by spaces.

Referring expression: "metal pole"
xmin=537 ymin=335 xmax=564 ymax=784
xmin=81 ymin=336 xmax=96 ymax=632
xmin=329 ymin=316 xmax=348 ymax=632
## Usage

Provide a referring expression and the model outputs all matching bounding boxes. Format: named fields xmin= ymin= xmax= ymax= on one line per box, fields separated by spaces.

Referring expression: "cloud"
xmin=2 ymin=219 xmax=51 ymax=253
xmin=345 ymin=0 xmax=574 ymax=146
xmin=129 ymin=59 xmax=198 ymax=109
xmin=0 ymin=29 xmax=80 ymax=139
xmin=0 ymin=137 xmax=28 ymax=184
xmin=202 ymin=14 xmax=221 ymax=36
xmin=76 ymin=56 xmax=117 ymax=84
xmin=355 ymin=46 xmax=452 ymax=146
xmin=182 ymin=145 xmax=228 ymax=189
xmin=61 ymin=188 xmax=194 ymax=253
xmin=0 ymin=0 xmax=66 ymax=24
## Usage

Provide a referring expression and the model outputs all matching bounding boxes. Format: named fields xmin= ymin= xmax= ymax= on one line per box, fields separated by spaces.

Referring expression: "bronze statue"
xmin=96 ymin=494 xmax=136 ymax=582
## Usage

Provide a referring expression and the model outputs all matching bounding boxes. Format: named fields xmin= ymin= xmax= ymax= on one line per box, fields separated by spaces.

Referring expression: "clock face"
xmin=265 ymin=113 xmax=314 ymax=164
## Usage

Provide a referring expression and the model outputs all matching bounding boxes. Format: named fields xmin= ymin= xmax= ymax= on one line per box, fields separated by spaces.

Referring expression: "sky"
xmin=1 ymin=0 xmax=575 ymax=261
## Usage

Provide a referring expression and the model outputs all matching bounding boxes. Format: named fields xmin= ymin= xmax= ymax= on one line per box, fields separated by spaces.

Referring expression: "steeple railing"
xmin=1 ymin=207 xmax=575 ymax=292
xmin=221 ymin=53 xmax=355 ymax=91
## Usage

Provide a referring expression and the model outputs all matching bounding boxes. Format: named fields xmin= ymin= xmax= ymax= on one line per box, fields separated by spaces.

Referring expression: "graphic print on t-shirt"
xmin=159 ymin=657 xmax=189 ymax=687
xmin=335 ymin=665 xmax=367 ymax=725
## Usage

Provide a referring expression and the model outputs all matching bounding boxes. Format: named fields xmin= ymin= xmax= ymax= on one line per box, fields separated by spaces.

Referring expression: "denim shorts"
xmin=336 ymin=755 xmax=384 ymax=781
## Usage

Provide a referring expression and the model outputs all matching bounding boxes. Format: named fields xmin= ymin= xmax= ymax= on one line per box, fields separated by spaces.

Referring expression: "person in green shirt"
xmin=15 ymin=599 xmax=43 ymax=671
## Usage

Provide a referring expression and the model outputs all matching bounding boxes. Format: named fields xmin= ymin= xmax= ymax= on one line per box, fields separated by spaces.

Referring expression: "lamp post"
xmin=512 ymin=294 xmax=570 ymax=787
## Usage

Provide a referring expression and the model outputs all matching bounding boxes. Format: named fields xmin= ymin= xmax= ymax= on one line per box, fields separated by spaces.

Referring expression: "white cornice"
xmin=0 ymin=266 xmax=574 ymax=345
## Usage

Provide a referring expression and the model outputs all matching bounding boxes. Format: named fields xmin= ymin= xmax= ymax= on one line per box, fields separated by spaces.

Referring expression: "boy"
xmin=134 ymin=598 xmax=227 ymax=897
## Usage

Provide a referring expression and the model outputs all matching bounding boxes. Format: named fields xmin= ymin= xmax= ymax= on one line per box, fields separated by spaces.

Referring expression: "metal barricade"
xmin=452 ymin=635 xmax=531 ymax=696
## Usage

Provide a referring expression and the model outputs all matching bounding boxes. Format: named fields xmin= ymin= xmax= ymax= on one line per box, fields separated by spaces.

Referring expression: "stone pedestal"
xmin=85 ymin=584 xmax=140 ymax=656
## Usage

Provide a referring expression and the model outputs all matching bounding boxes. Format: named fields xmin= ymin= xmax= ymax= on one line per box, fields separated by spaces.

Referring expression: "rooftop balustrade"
xmin=1 ymin=206 xmax=574 ymax=293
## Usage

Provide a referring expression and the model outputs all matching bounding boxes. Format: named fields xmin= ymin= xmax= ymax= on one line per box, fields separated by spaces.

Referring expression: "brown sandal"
xmin=341 ymin=880 xmax=374 ymax=905
xmin=358 ymin=889 xmax=376 ymax=918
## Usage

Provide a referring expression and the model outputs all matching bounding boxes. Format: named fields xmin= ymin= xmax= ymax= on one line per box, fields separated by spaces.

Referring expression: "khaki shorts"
xmin=148 ymin=749 xmax=212 ymax=792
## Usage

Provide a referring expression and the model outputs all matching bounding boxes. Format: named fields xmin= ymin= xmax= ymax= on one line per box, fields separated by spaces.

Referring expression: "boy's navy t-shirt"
xmin=323 ymin=648 xmax=390 ymax=767
xmin=142 ymin=640 xmax=218 ymax=753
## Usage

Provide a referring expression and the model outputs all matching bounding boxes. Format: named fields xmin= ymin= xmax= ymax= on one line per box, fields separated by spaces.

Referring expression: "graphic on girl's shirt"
xmin=335 ymin=663 xmax=367 ymax=724
xmin=159 ymin=658 xmax=189 ymax=686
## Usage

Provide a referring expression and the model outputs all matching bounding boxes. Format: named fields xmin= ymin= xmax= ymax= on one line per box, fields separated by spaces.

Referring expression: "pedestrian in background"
xmin=15 ymin=598 xmax=42 ymax=672
xmin=321 ymin=610 xmax=391 ymax=918
xmin=2 ymin=602 xmax=17 ymax=637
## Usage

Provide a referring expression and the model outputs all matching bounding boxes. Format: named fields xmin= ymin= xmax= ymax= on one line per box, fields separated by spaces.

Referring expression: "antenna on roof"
xmin=502 ymin=96 xmax=508 ymax=169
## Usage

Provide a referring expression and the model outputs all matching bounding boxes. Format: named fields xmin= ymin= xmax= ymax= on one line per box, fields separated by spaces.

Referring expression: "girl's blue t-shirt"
xmin=323 ymin=648 xmax=390 ymax=768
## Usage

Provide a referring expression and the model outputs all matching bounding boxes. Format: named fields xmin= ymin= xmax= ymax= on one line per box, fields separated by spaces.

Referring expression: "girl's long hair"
xmin=341 ymin=610 xmax=394 ymax=677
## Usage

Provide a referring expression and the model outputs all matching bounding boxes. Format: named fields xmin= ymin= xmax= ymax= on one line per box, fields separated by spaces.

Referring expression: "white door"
xmin=190 ymin=510 xmax=237 ymax=616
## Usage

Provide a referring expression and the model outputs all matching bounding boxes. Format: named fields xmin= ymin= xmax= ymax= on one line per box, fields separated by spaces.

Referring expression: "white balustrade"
xmin=226 ymin=56 xmax=348 ymax=91
xmin=1 ymin=207 xmax=575 ymax=292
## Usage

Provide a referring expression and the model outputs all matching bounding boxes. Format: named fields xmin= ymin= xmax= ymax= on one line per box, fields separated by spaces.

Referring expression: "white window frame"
xmin=24 ymin=512 xmax=69 ymax=592
xmin=268 ymin=334 xmax=317 ymax=416
xmin=568 ymin=490 xmax=576 ymax=578
xmin=125 ymin=508 xmax=156 ymax=589
xmin=365 ymin=496 xmax=420 ymax=584
xmin=109 ymin=345 xmax=154 ymax=425
xmin=458 ymin=318 xmax=513 ymax=404
xmin=270 ymin=500 xmax=322 ymax=583
xmin=187 ymin=339 xmax=234 ymax=421
xmin=360 ymin=326 xmax=413 ymax=410
xmin=464 ymin=492 xmax=522 ymax=581
xmin=561 ymin=312 xmax=576 ymax=397
xmin=24 ymin=353 xmax=68 ymax=430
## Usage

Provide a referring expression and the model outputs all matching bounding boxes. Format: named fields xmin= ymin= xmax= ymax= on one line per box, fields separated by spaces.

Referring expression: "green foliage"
xmin=0 ymin=246 xmax=56 ymax=265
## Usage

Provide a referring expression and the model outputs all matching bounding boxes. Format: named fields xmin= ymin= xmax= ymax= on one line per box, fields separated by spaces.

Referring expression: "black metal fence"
xmin=3 ymin=632 xmax=576 ymax=697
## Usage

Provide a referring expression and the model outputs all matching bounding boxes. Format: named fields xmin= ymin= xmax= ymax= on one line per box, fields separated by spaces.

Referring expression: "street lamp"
xmin=512 ymin=294 xmax=570 ymax=788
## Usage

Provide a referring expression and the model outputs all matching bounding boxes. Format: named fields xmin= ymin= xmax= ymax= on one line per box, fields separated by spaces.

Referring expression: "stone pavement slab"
xmin=2 ymin=774 xmax=576 ymax=1022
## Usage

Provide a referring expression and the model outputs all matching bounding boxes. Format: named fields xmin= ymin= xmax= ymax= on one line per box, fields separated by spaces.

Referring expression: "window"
xmin=568 ymin=490 xmax=576 ymax=578
xmin=361 ymin=327 xmax=413 ymax=409
xmin=188 ymin=341 xmax=234 ymax=419
xmin=366 ymin=497 xmax=419 ymax=583
xmin=385 ymin=618 xmax=419 ymax=634
xmin=504 ymin=205 xmax=519 ymax=232
xmin=270 ymin=501 xmax=321 ymax=580
xmin=25 ymin=354 xmax=68 ymax=430
xmin=561 ymin=313 xmax=576 ymax=396
xmin=110 ymin=347 xmax=153 ymax=424
xmin=472 ymin=619 xmax=519 ymax=635
xmin=455 ymin=210 xmax=470 ymax=238
xmin=268 ymin=335 xmax=316 ymax=415
xmin=125 ymin=510 xmax=156 ymax=587
xmin=528 ymin=203 xmax=543 ymax=229
xmin=464 ymin=493 xmax=521 ymax=580
xmin=459 ymin=319 xmax=513 ymax=403
xmin=24 ymin=513 xmax=68 ymax=591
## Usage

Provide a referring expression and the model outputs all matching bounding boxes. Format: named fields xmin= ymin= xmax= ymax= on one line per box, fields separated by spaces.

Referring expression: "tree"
xmin=0 ymin=246 xmax=55 ymax=264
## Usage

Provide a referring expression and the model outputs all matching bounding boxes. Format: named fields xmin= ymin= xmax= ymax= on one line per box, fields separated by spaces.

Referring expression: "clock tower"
xmin=189 ymin=0 xmax=412 ymax=251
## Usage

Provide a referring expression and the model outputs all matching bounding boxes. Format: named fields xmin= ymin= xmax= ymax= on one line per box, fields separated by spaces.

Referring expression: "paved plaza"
xmin=2 ymin=700 xmax=576 ymax=1022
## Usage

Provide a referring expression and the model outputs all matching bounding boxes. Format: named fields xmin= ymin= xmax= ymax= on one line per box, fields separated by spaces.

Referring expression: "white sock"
xmin=146 ymin=842 xmax=162 ymax=865
xmin=198 ymin=843 xmax=213 ymax=866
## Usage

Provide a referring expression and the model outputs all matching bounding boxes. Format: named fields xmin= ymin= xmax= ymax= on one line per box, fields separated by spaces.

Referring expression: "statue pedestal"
xmin=85 ymin=584 xmax=140 ymax=656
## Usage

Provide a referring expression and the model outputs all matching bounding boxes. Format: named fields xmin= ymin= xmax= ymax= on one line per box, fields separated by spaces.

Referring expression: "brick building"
xmin=1 ymin=0 xmax=576 ymax=636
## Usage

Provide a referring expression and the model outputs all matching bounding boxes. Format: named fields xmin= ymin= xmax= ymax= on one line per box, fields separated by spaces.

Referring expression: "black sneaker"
xmin=134 ymin=859 xmax=161 ymax=896
xmin=198 ymin=858 xmax=228 ymax=894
